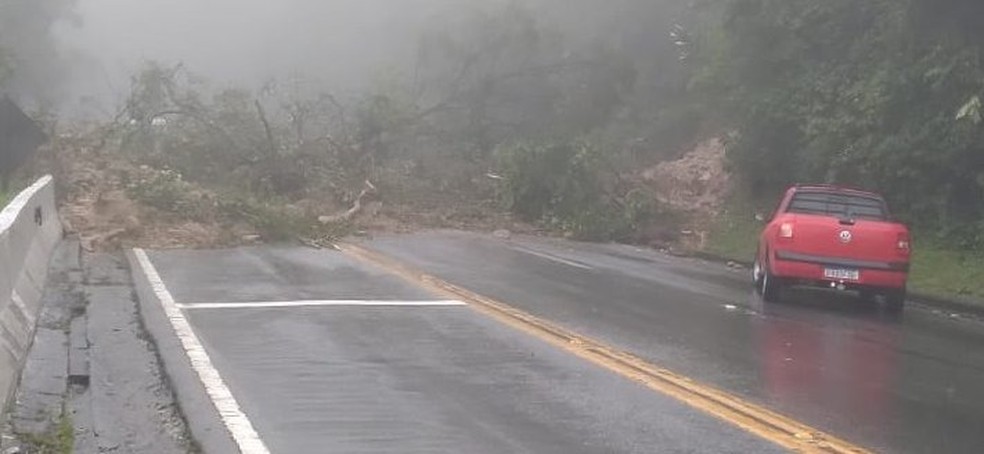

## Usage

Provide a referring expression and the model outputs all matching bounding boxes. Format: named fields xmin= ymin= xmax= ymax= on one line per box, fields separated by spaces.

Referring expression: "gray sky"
xmin=57 ymin=0 xmax=464 ymax=116
xmin=52 ymin=0 xmax=680 ymax=118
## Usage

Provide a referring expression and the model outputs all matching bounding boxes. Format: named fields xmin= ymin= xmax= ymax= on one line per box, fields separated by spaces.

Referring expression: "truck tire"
xmin=885 ymin=289 xmax=906 ymax=314
xmin=760 ymin=264 xmax=782 ymax=303
xmin=752 ymin=259 xmax=764 ymax=293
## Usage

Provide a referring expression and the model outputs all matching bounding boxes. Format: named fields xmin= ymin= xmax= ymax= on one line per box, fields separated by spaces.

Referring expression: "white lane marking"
xmin=132 ymin=249 xmax=270 ymax=454
xmin=511 ymin=246 xmax=594 ymax=270
xmin=178 ymin=300 xmax=467 ymax=310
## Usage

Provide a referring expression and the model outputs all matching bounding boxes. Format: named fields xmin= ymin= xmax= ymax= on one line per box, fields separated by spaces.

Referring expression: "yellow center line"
xmin=338 ymin=242 xmax=871 ymax=454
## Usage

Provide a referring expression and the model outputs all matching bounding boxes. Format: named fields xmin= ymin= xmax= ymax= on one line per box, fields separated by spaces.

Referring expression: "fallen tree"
xmin=318 ymin=180 xmax=377 ymax=225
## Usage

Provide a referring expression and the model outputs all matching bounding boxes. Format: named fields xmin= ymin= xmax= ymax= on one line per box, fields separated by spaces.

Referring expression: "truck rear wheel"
xmin=752 ymin=260 xmax=764 ymax=292
xmin=760 ymin=265 xmax=782 ymax=302
xmin=884 ymin=289 xmax=906 ymax=314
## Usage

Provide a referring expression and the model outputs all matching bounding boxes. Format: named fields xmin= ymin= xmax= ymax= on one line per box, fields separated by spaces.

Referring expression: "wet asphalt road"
xmin=145 ymin=246 xmax=782 ymax=454
xmin=362 ymin=231 xmax=984 ymax=454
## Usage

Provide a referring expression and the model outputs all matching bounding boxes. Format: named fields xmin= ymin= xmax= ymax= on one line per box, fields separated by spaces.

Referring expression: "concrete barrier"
xmin=0 ymin=176 xmax=63 ymax=414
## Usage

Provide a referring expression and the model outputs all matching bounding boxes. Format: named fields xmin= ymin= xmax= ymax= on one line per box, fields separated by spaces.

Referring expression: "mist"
xmin=55 ymin=0 xmax=487 ymax=117
xmin=49 ymin=0 xmax=688 ymax=119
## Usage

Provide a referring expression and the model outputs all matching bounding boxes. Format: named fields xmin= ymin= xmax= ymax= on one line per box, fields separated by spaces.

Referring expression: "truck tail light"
xmin=779 ymin=222 xmax=794 ymax=239
xmin=897 ymin=233 xmax=911 ymax=254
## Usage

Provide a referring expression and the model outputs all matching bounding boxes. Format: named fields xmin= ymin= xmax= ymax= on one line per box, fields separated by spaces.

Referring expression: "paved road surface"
xmin=135 ymin=231 xmax=984 ymax=453
xmin=364 ymin=231 xmax=984 ymax=454
xmin=141 ymin=246 xmax=781 ymax=454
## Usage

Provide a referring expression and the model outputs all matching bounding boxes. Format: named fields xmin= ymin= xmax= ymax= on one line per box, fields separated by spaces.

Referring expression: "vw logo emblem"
xmin=839 ymin=230 xmax=853 ymax=243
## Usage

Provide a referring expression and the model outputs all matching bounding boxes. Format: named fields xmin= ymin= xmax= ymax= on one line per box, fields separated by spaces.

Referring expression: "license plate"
xmin=824 ymin=268 xmax=860 ymax=281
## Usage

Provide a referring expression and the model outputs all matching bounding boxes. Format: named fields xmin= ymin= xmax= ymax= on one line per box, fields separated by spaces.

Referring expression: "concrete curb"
xmin=125 ymin=249 xmax=240 ymax=454
xmin=0 ymin=176 xmax=63 ymax=416
xmin=688 ymin=250 xmax=984 ymax=318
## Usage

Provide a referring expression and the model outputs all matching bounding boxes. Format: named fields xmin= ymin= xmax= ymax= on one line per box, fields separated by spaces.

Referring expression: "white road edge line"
xmin=178 ymin=300 xmax=467 ymax=310
xmin=132 ymin=249 xmax=271 ymax=454
xmin=512 ymin=246 xmax=594 ymax=270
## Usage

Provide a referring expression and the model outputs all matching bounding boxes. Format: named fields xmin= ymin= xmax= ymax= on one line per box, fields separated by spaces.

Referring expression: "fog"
xmin=62 ymin=0 xmax=462 ymax=84
xmin=55 ymin=0 xmax=461 ymax=115
xmin=46 ymin=0 xmax=686 ymax=119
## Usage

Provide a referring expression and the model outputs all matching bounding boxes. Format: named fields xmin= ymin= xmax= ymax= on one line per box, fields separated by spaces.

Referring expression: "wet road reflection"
xmin=365 ymin=232 xmax=984 ymax=454
xmin=753 ymin=287 xmax=984 ymax=453
xmin=755 ymin=289 xmax=902 ymax=450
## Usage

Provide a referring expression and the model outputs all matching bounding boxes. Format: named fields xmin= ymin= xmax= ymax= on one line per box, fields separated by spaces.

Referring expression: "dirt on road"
xmin=28 ymin=129 xmax=530 ymax=251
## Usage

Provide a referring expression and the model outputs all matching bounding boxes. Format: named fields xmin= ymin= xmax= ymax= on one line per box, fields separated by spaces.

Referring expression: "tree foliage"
xmin=119 ymin=63 xmax=364 ymax=199
xmin=693 ymin=0 xmax=984 ymax=240
xmin=413 ymin=3 xmax=637 ymax=157
xmin=497 ymin=140 xmax=656 ymax=240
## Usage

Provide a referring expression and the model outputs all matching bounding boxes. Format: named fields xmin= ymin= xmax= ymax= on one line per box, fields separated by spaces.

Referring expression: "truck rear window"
xmin=787 ymin=191 xmax=887 ymax=220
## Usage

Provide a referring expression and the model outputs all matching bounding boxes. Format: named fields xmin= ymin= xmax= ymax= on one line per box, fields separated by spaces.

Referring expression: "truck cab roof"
xmin=790 ymin=184 xmax=882 ymax=199
xmin=785 ymin=184 xmax=890 ymax=221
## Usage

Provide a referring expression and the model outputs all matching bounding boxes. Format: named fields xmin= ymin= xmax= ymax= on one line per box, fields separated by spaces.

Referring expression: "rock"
xmin=493 ymin=229 xmax=511 ymax=239
xmin=241 ymin=234 xmax=261 ymax=243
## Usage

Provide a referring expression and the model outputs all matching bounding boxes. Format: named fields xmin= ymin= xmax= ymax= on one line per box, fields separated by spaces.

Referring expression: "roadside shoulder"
xmin=688 ymin=249 xmax=984 ymax=319
xmin=126 ymin=249 xmax=241 ymax=454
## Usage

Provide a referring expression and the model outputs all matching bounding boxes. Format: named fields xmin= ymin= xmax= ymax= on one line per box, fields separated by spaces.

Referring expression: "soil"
xmin=23 ymin=126 xmax=723 ymax=252
xmin=28 ymin=129 xmax=532 ymax=251
xmin=28 ymin=131 xmax=252 ymax=251
xmin=638 ymin=137 xmax=731 ymax=250
xmin=641 ymin=137 xmax=730 ymax=215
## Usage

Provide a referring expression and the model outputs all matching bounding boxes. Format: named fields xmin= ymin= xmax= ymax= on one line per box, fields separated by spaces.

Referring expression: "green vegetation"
xmin=692 ymin=0 xmax=984 ymax=239
xmin=106 ymin=2 xmax=984 ymax=298
xmin=707 ymin=223 xmax=984 ymax=302
xmin=909 ymin=246 xmax=984 ymax=300
xmin=689 ymin=0 xmax=984 ymax=301
xmin=496 ymin=140 xmax=657 ymax=241
xmin=107 ymin=62 xmax=382 ymax=242
xmin=123 ymin=164 xmax=350 ymax=242
xmin=5 ymin=0 xmax=984 ymax=297
xmin=704 ymin=200 xmax=761 ymax=264
xmin=17 ymin=411 xmax=74 ymax=454
xmin=704 ymin=193 xmax=984 ymax=301
xmin=104 ymin=3 xmax=682 ymax=243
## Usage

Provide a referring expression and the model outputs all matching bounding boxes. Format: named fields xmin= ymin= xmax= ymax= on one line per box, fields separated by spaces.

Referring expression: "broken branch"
xmin=255 ymin=99 xmax=277 ymax=155
xmin=318 ymin=180 xmax=377 ymax=225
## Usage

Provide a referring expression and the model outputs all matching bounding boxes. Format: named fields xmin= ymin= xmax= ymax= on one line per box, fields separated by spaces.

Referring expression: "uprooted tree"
xmin=91 ymin=1 xmax=681 ymax=244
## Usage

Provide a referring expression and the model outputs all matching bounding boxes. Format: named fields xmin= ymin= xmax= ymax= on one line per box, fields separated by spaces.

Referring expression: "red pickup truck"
xmin=753 ymin=184 xmax=911 ymax=311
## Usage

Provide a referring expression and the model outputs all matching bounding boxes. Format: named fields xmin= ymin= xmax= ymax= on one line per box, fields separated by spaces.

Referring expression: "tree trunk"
xmin=255 ymin=99 xmax=277 ymax=155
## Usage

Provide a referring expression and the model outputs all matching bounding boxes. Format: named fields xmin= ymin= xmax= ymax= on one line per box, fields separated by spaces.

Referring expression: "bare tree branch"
xmin=318 ymin=180 xmax=377 ymax=224
xmin=412 ymin=58 xmax=598 ymax=122
xmin=255 ymin=99 xmax=277 ymax=155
